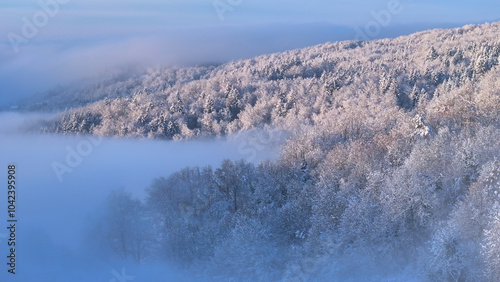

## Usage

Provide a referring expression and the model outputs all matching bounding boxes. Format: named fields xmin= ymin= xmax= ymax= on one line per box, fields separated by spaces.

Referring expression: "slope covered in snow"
xmin=23 ymin=22 xmax=500 ymax=141
xmin=16 ymin=21 xmax=500 ymax=281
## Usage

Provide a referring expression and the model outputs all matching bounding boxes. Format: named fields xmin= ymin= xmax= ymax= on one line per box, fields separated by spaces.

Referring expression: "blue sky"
xmin=2 ymin=0 xmax=499 ymax=30
xmin=0 ymin=0 xmax=499 ymax=106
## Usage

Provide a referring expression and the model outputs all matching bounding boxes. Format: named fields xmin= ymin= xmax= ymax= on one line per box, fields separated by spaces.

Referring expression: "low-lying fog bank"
xmin=0 ymin=112 xmax=283 ymax=281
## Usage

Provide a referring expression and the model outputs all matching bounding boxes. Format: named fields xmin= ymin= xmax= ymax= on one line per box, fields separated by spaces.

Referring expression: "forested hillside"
xmin=30 ymin=22 xmax=500 ymax=140
xmin=30 ymin=22 xmax=500 ymax=280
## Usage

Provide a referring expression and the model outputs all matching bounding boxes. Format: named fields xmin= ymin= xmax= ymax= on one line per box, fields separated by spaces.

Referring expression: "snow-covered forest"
xmin=20 ymin=21 xmax=500 ymax=280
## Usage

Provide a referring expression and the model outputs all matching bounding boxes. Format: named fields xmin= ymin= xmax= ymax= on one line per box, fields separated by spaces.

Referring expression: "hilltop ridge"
xmin=20 ymin=21 xmax=500 ymax=140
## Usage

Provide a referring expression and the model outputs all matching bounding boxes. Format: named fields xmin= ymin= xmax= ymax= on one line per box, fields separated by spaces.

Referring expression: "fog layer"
xmin=0 ymin=113 xmax=277 ymax=281
xmin=0 ymin=21 xmax=483 ymax=108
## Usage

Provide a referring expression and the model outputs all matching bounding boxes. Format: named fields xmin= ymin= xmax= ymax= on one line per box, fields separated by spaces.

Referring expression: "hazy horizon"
xmin=1 ymin=0 xmax=500 ymax=107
